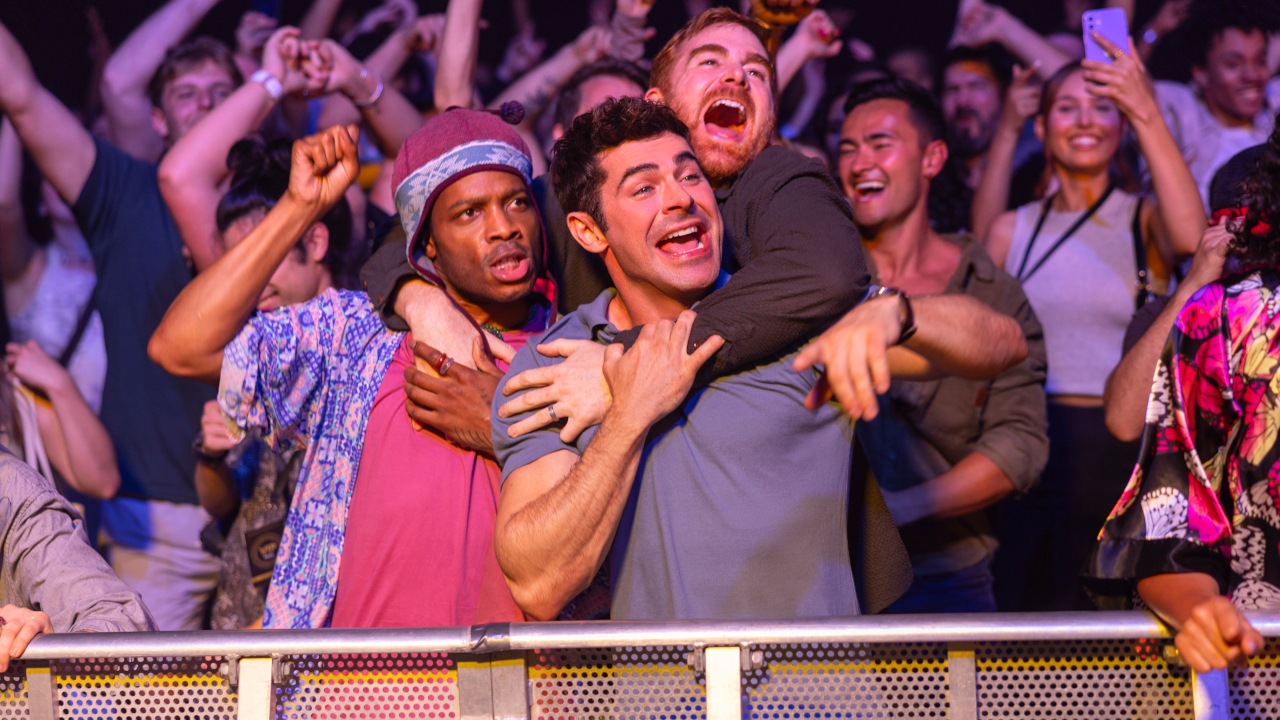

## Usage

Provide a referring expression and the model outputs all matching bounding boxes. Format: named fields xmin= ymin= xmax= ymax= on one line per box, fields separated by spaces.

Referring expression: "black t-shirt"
xmin=72 ymin=139 xmax=214 ymax=505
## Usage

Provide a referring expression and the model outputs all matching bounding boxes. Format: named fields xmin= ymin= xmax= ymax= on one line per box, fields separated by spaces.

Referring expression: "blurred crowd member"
xmin=0 ymin=450 xmax=155 ymax=664
xmin=494 ymin=96 xmax=1004 ymax=621
xmin=1082 ymin=120 xmax=1280 ymax=675
xmin=939 ymin=44 xmax=1011 ymax=192
xmin=1154 ymin=2 xmax=1279 ymax=211
xmin=150 ymin=114 xmax=552 ymax=630
xmin=192 ymin=137 xmax=351 ymax=630
xmin=984 ymin=42 xmax=1205 ymax=610
xmin=1103 ymin=146 xmax=1254 ymax=444
xmin=0 ymin=18 xmax=246 ymax=629
xmin=836 ymin=78 xmax=1048 ymax=614
xmin=99 ymin=0 xmax=226 ymax=162
xmin=160 ymin=26 xmax=423 ymax=285
xmin=0 ymin=121 xmax=118 ymax=509
xmin=0 ymin=119 xmax=104 ymax=414
xmin=550 ymin=58 xmax=649 ymax=142
xmin=886 ymin=46 xmax=936 ymax=93
xmin=969 ymin=63 xmax=1042 ymax=243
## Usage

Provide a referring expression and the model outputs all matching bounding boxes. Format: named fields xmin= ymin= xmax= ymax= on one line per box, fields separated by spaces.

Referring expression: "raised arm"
xmin=158 ymin=27 xmax=316 ymax=272
xmin=100 ymin=0 xmax=223 ymax=162
xmin=299 ymin=0 xmax=346 ymax=40
xmin=435 ymin=0 xmax=484 ymax=110
xmin=0 ymin=21 xmax=96 ymax=207
xmin=149 ymin=124 xmax=359 ymax=382
xmin=952 ymin=0 xmax=1072 ymax=79
xmin=970 ymin=63 xmax=1040 ymax=242
xmin=495 ymin=312 xmax=720 ymax=620
xmin=316 ymin=39 xmax=425 ymax=156
xmin=489 ymin=25 xmax=611 ymax=125
xmin=1083 ymin=35 xmax=1205 ymax=257
xmin=0 ymin=117 xmax=36 ymax=287
xmin=775 ymin=9 xmax=841 ymax=94
xmin=1104 ymin=223 xmax=1228 ymax=441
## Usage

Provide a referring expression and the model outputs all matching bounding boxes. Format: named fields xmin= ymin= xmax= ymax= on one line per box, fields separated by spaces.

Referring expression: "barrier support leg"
xmin=947 ymin=642 xmax=977 ymax=720
xmin=705 ymin=646 xmax=742 ymax=720
xmin=491 ymin=651 xmax=529 ymax=720
xmin=237 ymin=658 xmax=274 ymax=720
xmin=25 ymin=665 xmax=54 ymax=720
xmin=1192 ymin=668 xmax=1229 ymax=720
xmin=458 ymin=656 xmax=496 ymax=720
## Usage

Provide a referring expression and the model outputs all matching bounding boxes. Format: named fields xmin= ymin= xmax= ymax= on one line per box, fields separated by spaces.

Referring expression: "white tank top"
xmin=8 ymin=246 xmax=106 ymax=413
xmin=1004 ymin=189 xmax=1142 ymax=397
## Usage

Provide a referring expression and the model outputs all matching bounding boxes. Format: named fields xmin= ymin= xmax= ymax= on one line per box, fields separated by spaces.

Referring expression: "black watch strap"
xmin=868 ymin=286 xmax=917 ymax=345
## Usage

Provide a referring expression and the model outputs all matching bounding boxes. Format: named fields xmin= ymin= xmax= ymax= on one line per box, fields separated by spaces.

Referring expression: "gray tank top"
xmin=1004 ymin=190 xmax=1143 ymax=397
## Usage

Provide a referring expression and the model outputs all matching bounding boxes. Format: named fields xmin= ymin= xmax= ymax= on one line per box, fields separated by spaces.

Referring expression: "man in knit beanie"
xmin=150 ymin=111 xmax=553 ymax=629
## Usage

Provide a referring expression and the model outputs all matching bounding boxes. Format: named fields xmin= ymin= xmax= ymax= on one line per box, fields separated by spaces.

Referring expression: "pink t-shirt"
xmin=330 ymin=318 xmax=542 ymax=628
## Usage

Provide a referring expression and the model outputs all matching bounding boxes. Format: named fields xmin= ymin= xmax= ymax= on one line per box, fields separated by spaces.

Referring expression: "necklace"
xmin=481 ymin=304 xmax=538 ymax=342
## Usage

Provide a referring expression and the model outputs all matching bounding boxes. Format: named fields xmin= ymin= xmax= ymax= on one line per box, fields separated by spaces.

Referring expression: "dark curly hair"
xmin=1230 ymin=118 xmax=1280 ymax=269
xmin=550 ymin=97 xmax=691 ymax=233
xmin=1184 ymin=0 xmax=1279 ymax=69
xmin=216 ymin=137 xmax=356 ymax=288
xmin=554 ymin=58 xmax=650 ymax=131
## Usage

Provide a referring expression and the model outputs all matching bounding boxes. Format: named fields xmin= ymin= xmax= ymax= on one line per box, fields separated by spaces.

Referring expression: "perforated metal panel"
xmin=1228 ymin=638 xmax=1280 ymax=719
xmin=0 ymin=662 xmax=26 ymax=720
xmin=528 ymin=646 xmax=705 ymax=720
xmin=746 ymin=643 xmax=950 ymax=719
xmin=975 ymin=638 xmax=1192 ymax=718
xmin=274 ymin=653 xmax=458 ymax=720
xmin=52 ymin=656 xmax=235 ymax=720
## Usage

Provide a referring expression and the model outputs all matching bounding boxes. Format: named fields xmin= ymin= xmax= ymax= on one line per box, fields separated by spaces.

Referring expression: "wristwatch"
xmin=868 ymin=286 xmax=917 ymax=345
xmin=192 ymin=433 xmax=230 ymax=465
xmin=250 ymin=69 xmax=283 ymax=101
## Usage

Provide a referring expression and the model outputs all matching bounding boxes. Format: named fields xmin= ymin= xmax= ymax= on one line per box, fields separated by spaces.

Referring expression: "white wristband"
xmin=251 ymin=69 xmax=283 ymax=100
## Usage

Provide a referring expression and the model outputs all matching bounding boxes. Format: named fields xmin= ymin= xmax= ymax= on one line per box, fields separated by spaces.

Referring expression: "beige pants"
xmin=104 ymin=498 xmax=221 ymax=631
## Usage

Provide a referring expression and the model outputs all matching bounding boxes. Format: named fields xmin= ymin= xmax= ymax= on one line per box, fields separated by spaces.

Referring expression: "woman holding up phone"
xmin=984 ymin=33 xmax=1205 ymax=611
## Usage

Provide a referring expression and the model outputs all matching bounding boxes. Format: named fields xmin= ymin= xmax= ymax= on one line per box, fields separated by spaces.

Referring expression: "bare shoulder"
xmin=984 ymin=210 xmax=1019 ymax=270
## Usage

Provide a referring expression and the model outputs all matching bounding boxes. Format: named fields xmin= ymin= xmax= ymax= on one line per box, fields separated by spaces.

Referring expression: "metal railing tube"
xmin=16 ymin=611 xmax=1280 ymax=659
xmin=21 ymin=625 xmax=474 ymax=659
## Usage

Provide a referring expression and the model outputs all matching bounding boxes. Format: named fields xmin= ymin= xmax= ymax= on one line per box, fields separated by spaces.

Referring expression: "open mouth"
xmin=655 ymin=223 xmax=709 ymax=257
xmin=488 ymin=250 xmax=531 ymax=283
xmin=703 ymin=99 xmax=747 ymax=141
xmin=1067 ymin=135 xmax=1101 ymax=149
xmin=851 ymin=179 xmax=886 ymax=202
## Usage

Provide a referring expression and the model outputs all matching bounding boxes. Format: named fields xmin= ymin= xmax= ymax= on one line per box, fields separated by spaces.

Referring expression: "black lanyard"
xmin=1014 ymin=184 xmax=1115 ymax=283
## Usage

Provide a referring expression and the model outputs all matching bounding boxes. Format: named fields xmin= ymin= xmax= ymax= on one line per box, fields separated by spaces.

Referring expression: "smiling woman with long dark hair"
xmin=983 ymin=38 xmax=1207 ymax=611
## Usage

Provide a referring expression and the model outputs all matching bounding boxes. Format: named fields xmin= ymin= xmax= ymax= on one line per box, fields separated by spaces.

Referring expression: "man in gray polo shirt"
xmin=492 ymin=97 xmax=1018 ymax=621
xmin=492 ymin=97 xmax=862 ymax=621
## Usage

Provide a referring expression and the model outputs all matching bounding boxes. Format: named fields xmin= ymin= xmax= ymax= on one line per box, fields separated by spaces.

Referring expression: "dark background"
xmin=1 ymin=0 xmax=1176 ymax=116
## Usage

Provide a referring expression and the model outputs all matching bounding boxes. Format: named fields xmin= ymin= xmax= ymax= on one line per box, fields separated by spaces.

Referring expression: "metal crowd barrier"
xmin=13 ymin=611 xmax=1280 ymax=720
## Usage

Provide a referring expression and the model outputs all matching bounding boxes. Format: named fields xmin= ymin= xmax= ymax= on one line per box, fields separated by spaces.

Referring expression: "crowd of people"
xmin=0 ymin=0 xmax=1277 ymax=676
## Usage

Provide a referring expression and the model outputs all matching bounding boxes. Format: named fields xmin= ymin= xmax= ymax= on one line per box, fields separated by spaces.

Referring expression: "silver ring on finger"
xmin=438 ymin=358 xmax=455 ymax=376
xmin=548 ymin=404 xmax=558 ymax=422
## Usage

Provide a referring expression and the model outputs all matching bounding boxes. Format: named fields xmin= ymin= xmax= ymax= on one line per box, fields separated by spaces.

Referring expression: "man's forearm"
xmin=899 ymin=295 xmax=1027 ymax=380
xmin=497 ymin=413 xmax=648 ymax=620
xmin=884 ymin=452 xmax=1015 ymax=526
xmin=993 ymin=10 xmax=1071 ymax=78
xmin=149 ymin=194 xmax=324 ymax=381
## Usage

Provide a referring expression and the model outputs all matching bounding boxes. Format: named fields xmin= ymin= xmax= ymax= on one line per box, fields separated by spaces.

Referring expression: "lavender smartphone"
xmin=1083 ymin=7 xmax=1129 ymax=63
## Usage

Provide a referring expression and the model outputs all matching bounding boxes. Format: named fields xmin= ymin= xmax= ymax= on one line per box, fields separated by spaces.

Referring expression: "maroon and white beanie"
xmin=392 ymin=104 xmax=534 ymax=284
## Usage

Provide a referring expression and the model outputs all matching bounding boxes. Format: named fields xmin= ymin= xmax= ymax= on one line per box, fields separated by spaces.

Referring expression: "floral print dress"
xmin=1085 ymin=269 xmax=1280 ymax=609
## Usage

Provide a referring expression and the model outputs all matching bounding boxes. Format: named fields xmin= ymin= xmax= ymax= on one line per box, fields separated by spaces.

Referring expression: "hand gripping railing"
xmin=20 ymin=611 xmax=1280 ymax=720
